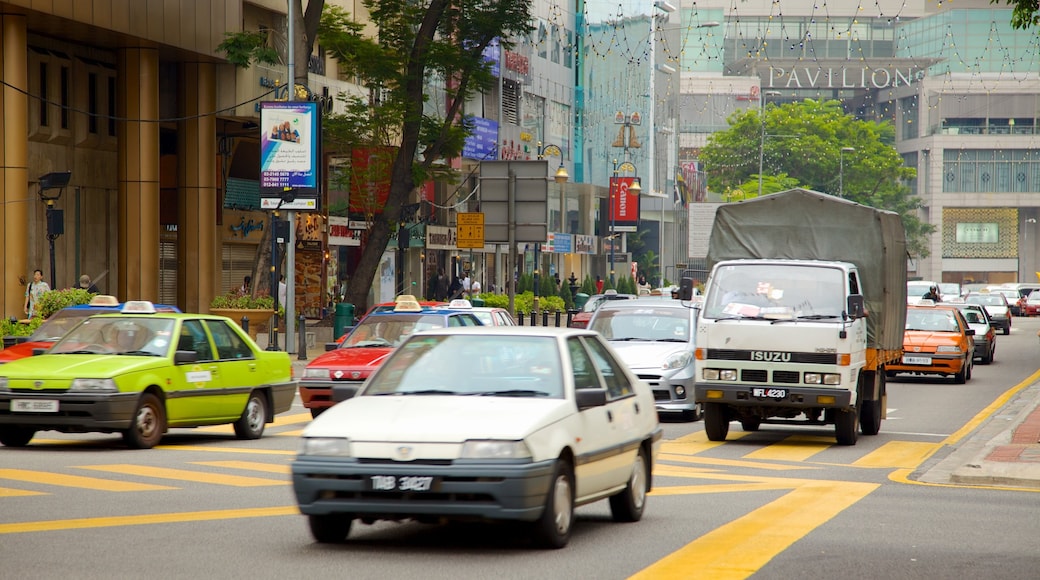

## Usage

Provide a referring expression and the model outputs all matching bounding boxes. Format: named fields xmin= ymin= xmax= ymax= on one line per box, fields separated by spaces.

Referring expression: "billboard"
xmin=609 ymin=176 xmax=640 ymax=232
xmin=260 ymin=101 xmax=320 ymax=209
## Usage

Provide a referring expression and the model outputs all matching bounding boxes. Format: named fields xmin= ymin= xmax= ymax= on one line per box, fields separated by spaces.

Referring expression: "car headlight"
xmin=299 ymin=437 xmax=352 ymax=457
xmin=461 ymin=440 xmax=532 ymax=460
xmin=703 ymin=368 xmax=737 ymax=381
xmin=0 ymin=377 xmax=7 ymax=392
xmin=303 ymin=368 xmax=330 ymax=379
xmin=935 ymin=345 xmax=962 ymax=353
xmin=69 ymin=378 xmax=118 ymax=392
xmin=663 ymin=351 xmax=693 ymax=370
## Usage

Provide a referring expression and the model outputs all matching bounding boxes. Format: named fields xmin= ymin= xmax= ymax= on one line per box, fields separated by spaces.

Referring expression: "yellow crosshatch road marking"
xmin=0 ymin=487 xmax=46 ymax=497
xmin=191 ymin=461 xmax=291 ymax=475
xmin=742 ymin=435 xmax=836 ymax=462
xmin=154 ymin=445 xmax=295 ymax=455
xmin=852 ymin=441 xmax=942 ymax=469
xmin=0 ymin=506 xmax=298 ymax=535
xmin=191 ymin=412 xmax=312 ymax=434
xmin=659 ymin=453 xmax=816 ymax=471
xmin=76 ymin=465 xmax=288 ymax=487
xmin=633 ymin=479 xmax=879 ymax=580
xmin=0 ymin=469 xmax=175 ymax=492
xmin=276 ymin=428 xmax=305 ymax=437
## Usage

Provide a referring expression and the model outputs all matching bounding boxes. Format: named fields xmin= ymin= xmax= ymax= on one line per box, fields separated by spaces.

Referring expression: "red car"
xmin=1020 ymin=291 xmax=1040 ymax=316
xmin=568 ymin=290 xmax=638 ymax=328
xmin=299 ymin=299 xmax=482 ymax=417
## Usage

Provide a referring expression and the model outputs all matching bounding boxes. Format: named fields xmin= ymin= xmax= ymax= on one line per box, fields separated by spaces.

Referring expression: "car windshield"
xmin=49 ymin=316 xmax=177 ymax=356
xmin=704 ymin=264 xmax=845 ymax=320
xmin=907 ymin=282 xmax=934 ymax=297
xmin=905 ymin=309 xmax=961 ymax=332
xmin=956 ymin=308 xmax=986 ymax=324
xmin=28 ymin=309 xmax=106 ymax=341
xmin=590 ymin=307 xmax=692 ymax=342
xmin=341 ymin=314 xmax=450 ymax=348
xmin=365 ymin=334 xmax=564 ymax=398
xmin=965 ymin=295 xmax=1004 ymax=307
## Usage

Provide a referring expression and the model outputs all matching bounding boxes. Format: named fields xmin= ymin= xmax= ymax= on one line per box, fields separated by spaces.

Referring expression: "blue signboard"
xmin=462 ymin=116 xmax=499 ymax=161
xmin=553 ymin=233 xmax=573 ymax=253
xmin=259 ymin=101 xmax=320 ymax=195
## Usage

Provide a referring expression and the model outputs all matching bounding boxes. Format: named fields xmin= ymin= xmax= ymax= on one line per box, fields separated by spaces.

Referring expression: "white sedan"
xmin=291 ymin=326 xmax=662 ymax=549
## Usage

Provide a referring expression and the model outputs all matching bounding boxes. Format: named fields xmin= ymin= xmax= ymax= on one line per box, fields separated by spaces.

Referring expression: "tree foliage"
xmin=699 ymin=98 xmax=935 ymax=258
xmin=991 ymin=0 xmax=1040 ymax=29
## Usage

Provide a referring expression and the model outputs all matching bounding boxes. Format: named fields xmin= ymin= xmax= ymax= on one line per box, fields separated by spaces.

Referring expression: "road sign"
xmin=456 ymin=212 xmax=485 ymax=249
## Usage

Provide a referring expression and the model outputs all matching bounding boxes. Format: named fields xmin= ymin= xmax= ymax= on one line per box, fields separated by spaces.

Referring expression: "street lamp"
xmin=758 ymin=90 xmax=782 ymax=197
xmin=37 ymin=171 xmax=72 ymax=289
xmin=839 ymin=147 xmax=856 ymax=198
xmin=536 ymin=142 xmax=570 ymax=313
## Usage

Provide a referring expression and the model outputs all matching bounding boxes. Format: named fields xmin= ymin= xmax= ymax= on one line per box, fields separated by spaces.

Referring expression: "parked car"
xmin=0 ymin=295 xmax=181 ymax=364
xmin=568 ymin=290 xmax=638 ymax=329
xmin=0 ymin=301 xmax=295 ymax=448
xmin=1021 ymin=290 xmax=1040 ymax=317
xmin=887 ymin=303 xmax=975 ymax=383
xmin=948 ymin=303 xmax=996 ymax=364
xmin=291 ymin=326 xmax=662 ymax=548
xmin=963 ymin=292 xmax=1012 ymax=334
xmin=994 ymin=288 xmax=1024 ymax=315
xmin=587 ymin=299 xmax=700 ymax=421
xmin=298 ymin=298 xmax=483 ymax=417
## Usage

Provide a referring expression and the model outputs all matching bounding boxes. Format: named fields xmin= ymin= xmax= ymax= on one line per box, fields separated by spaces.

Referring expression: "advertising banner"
xmin=609 ymin=176 xmax=640 ymax=232
xmin=260 ymin=101 xmax=320 ymax=208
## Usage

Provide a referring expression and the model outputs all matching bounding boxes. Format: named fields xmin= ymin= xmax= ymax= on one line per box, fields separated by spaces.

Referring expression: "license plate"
xmin=902 ymin=355 xmax=932 ymax=365
xmin=366 ymin=475 xmax=439 ymax=492
xmin=751 ymin=388 xmax=787 ymax=399
xmin=11 ymin=399 xmax=59 ymax=413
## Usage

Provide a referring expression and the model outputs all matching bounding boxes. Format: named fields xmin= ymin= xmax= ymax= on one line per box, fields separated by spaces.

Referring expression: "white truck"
xmin=686 ymin=189 xmax=907 ymax=445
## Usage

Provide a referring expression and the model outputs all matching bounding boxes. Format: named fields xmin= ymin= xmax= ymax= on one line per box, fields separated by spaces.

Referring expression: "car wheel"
xmin=308 ymin=513 xmax=353 ymax=543
xmin=609 ymin=447 xmax=649 ymax=523
xmin=953 ymin=358 xmax=968 ymax=384
xmin=835 ymin=408 xmax=859 ymax=446
xmin=703 ymin=403 xmax=730 ymax=441
xmin=740 ymin=418 xmax=761 ymax=432
xmin=0 ymin=426 xmax=36 ymax=447
xmin=859 ymin=371 xmax=884 ymax=436
xmin=123 ymin=393 xmax=166 ymax=449
xmin=532 ymin=459 xmax=574 ymax=549
xmin=233 ymin=391 xmax=268 ymax=439
xmin=980 ymin=345 xmax=994 ymax=365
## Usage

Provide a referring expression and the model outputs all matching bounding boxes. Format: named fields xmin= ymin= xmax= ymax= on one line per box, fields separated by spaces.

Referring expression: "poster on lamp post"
xmin=259 ymin=101 xmax=320 ymax=210
xmin=609 ymin=176 xmax=640 ymax=233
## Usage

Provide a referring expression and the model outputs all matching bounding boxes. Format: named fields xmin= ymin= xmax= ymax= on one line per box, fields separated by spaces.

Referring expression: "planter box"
xmin=209 ymin=308 xmax=274 ymax=341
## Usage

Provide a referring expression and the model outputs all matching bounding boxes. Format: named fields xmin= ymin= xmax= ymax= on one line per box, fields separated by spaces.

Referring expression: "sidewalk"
xmin=920 ymin=376 xmax=1040 ymax=489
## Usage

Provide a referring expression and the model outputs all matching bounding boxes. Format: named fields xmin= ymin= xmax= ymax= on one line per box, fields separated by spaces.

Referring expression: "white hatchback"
xmin=292 ymin=326 xmax=662 ymax=549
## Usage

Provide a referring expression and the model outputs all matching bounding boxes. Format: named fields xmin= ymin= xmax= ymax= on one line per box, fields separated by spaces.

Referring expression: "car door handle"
xmin=607 ymin=410 xmax=613 ymax=422
xmin=634 ymin=402 xmax=640 ymax=414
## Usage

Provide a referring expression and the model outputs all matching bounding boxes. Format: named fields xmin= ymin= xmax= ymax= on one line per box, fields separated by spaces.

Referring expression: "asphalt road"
xmin=2 ymin=318 xmax=1039 ymax=579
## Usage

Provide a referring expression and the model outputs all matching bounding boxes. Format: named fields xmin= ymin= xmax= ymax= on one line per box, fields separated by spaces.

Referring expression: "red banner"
xmin=609 ymin=176 xmax=640 ymax=229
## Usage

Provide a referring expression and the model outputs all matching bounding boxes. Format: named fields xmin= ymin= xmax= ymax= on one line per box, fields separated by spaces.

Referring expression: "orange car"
xmin=887 ymin=303 xmax=975 ymax=384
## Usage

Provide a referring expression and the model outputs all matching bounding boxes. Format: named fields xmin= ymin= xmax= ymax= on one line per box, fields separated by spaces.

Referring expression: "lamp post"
xmin=1025 ymin=217 xmax=1037 ymax=281
xmin=839 ymin=147 xmax=855 ymax=198
xmin=646 ymin=190 xmax=669 ymax=288
xmin=609 ymin=159 xmax=640 ymax=286
xmin=535 ymin=143 xmax=569 ymax=313
xmin=757 ymin=90 xmax=782 ymax=197
xmin=37 ymin=171 xmax=72 ymax=289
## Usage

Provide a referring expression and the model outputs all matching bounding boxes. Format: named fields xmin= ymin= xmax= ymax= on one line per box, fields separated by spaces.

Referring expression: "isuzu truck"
xmin=689 ymin=189 xmax=907 ymax=445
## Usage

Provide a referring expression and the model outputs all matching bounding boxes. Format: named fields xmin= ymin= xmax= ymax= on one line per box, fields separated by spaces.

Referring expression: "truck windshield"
xmin=703 ymin=264 xmax=846 ymax=320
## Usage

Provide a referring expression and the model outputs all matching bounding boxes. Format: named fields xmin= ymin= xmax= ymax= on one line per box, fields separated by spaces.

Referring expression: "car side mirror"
xmin=575 ymin=387 xmax=608 ymax=410
xmin=174 ymin=350 xmax=198 ymax=364
xmin=678 ymin=277 xmax=695 ymax=301
xmin=965 ymin=328 xmax=975 ymax=336
xmin=846 ymin=294 xmax=866 ymax=319
xmin=332 ymin=384 xmax=360 ymax=403
xmin=325 ymin=342 xmax=340 ymax=352
xmin=15 ymin=336 xmax=30 ymax=345
xmin=31 ymin=348 xmax=45 ymax=356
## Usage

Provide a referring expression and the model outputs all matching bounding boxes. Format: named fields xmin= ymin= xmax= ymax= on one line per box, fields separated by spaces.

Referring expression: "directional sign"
xmin=456 ymin=212 xmax=484 ymax=249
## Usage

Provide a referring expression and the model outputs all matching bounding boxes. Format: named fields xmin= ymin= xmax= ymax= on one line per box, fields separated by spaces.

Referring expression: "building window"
xmin=60 ymin=65 xmax=69 ymax=129
xmin=39 ymin=62 xmax=48 ymax=127
xmin=943 ymin=149 xmax=1040 ymax=194
xmin=88 ymin=72 xmax=98 ymax=134
xmin=108 ymin=76 xmax=117 ymax=136
xmin=899 ymin=96 xmax=917 ymax=140
xmin=502 ymin=79 xmax=520 ymax=125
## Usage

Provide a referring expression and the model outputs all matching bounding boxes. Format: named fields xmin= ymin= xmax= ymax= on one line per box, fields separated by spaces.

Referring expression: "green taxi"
xmin=0 ymin=301 xmax=296 ymax=449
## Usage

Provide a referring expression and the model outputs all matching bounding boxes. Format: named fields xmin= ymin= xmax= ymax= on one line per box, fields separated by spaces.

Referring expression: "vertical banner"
xmin=259 ymin=101 xmax=320 ymax=209
xmin=609 ymin=176 xmax=640 ymax=232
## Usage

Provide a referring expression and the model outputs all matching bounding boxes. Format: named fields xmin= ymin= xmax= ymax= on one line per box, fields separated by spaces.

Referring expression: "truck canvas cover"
xmin=706 ymin=188 xmax=907 ymax=351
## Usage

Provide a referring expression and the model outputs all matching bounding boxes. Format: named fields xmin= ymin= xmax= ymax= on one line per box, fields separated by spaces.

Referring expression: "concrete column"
xmin=177 ymin=62 xmax=217 ymax=313
xmin=117 ymin=47 xmax=160 ymax=302
xmin=0 ymin=15 xmax=28 ymax=317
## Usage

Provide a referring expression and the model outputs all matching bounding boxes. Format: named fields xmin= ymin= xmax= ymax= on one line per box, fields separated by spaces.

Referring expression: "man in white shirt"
xmin=470 ymin=279 xmax=482 ymax=296
xmin=462 ymin=271 xmax=472 ymax=297
xmin=278 ymin=275 xmax=287 ymax=308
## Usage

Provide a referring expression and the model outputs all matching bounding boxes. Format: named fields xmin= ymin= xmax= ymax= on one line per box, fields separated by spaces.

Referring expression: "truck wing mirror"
xmin=678 ymin=277 xmax=695 ymax=301
xmin=846 ymin=294 xmax=866 ymax=319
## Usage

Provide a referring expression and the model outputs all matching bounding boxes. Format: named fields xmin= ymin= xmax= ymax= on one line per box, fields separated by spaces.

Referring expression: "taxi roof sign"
xmin=88 ymin=295 xmax=120 ymax=307
xmin=395 ymin=294 xmax=419 ymax=303
xmin=393 ymin=297 xmax=423 ymax=312
xmin=121 ymin=300 xmax=157 ymax=314
xmin=447 ymin=299 xmax=472 ymax=309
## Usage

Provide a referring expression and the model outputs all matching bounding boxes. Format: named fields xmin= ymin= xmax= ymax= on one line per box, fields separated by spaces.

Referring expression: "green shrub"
xmin=35 ymin=288 xmax=95 ymax=319
xmin=476 ymin=293 xmax=508 ymax=309
xmin=0 ymin=317 xmax=42 ymax=337
xmin=210 ymin=288 xmax=275 ymax=310
xmin=558 ymin=280 xmax=574 ymax=310
xmin=514 ymin=291 xmax=534 ymax=315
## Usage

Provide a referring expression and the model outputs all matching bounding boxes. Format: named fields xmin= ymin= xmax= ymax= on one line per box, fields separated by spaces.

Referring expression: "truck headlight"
xmin=69 ymin=379 xmax=118 ymax=393
xmin=461 ymin=440 xmax=532 ymax=460
xmin=299 ymin=437 xmax=352 ymax=457
xmin=703 ymin=368 xmax=737 ymax=381
xmin=663 ymin=351 xmax=693 ymax=370
xmin=935 ymin=345 xmax=962 ymax=353
xmin=303 ymin=368 xmax=331 ymax=379
xmin=804 ymin=373 xmax=842 ymax=385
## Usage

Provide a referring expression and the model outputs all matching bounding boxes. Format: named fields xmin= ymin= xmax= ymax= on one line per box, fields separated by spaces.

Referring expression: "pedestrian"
xmin=471 ymin=278 xmax=482 ymax=296
xmin=448 ymin=275 xmax=464 ymax=300
xmin=24 ymin=269 xmax=50 ymax=319
xmin=462 ymin=271 xmax=472 ymax=297
xmin=78 ymin=274 xmax=99 ymax=294
xmin=637 ymin=274 xmax=652 ymax=296
xmin=922 ymin=285 xmax=941 ymax=302
xmin=278 ymin=275 xmax=287 ymax=308
xmin=240 ymin=275 xmax=251 ymax=294
xmin=434 ymin=268 xmax=449 ymax=301
xmin=595 ymin=275 xmax=604 ymax=294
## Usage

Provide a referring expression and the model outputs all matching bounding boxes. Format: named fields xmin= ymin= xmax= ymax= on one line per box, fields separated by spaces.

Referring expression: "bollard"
xmin=297 ymin=314 xmax=307 ymax=360
xmin=566 ymin=310 xmax=576 ymax=327
xmin=554 ymin=311 xmax=561 ymax=328
xmin=517 ymin=313 xmax=523 ymax=326
xmin=240 ymin=315 xmax=249 ymax=338
xmin=529 ymin=312 xmax=536 ymax=326
xmin=266 ymin=314 xmax=280 ymax=351
xmin=541 ymin=310 xmax=549 ymax=327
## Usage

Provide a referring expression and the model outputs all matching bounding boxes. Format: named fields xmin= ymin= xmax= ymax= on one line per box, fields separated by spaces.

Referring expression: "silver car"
xmin=963 ymin=292 xmax=1011 ymax=335
xmin=949 ymin=303 xmax=995 ymax=365
xmin=588 ymin=299 xmax=701 ymax=421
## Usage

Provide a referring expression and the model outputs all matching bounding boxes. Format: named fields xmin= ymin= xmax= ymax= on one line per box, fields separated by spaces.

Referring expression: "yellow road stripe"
xmin=154 ymin=445 xmax=295 ymax=455
xmin=650 ymin=482 xmax=793 ymax=495
xmin=0 ymin=506 xmax=298 ymax=534
xmin=275 ymin=429 xmax=305 ymax=437
xmin=654 ymin=465 xmax=725 ymax=478
xmin=0 ymin=469 xmax=175 ymax=492
xmin=659 ymin=453 xmax=816 ymax=471
xmin=191 ymin=461 xmax=291 ymax=475
xmin=632 ymin=480 xmax=879 ymax=579
xmin=0 ymin=487 xmax=46 ymax=497
xmin=192 ymin=412 xmax=312 ymax=434
xmin=742 ymin=435 xmax=834 ymax=462
xmin=853 ymin=441 xmax=941 ymax=469
xmin=76 ymin=465 xmax=288 ymax=487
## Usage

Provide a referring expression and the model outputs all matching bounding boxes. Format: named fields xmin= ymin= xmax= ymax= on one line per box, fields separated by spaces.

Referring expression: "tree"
xmin=698 ymin=98 xmax=935 ymax=258
xmin=991 ymin=0 xmax=1040 ymax=29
